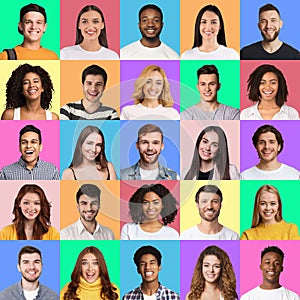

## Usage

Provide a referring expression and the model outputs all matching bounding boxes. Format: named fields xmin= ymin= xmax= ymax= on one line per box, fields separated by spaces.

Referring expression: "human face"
xmin=142 ymin=71 xmax=164 ymax=101
xmin=136 ymin=132 xmax=164 ymax=167
xmin=258 ymin=192 xmax=279 ymax=224
xmin=22 ymin=72 xmax=44 ymax=102
xmin=199 ymin=10 xmax=221 ymax=41
xmin=81 ymin=253 xmax=100 ymax=283
xmin=138 ymin=254 xmax=161 ymax=284
xmin=139 ymin=8 xmax=163 ymax=41
xmin=258 ymin=10 xmax=282 ymax=42
xmin=78 ymin=10 xmax=104 ymax=42
xmin=197 ymin=74 xmax=220 ymax=103
xmin=81 ymin=132 xmax=102 ymax=162
xmin=83 ymin=74 xmax=105 ymax=103
xmin=256 ymin=132 xmax=281 ymax=163
xmin=77 ymin=194 xmax=100 ymax=222
xmin=198 ymin=131 xmax=219 ymax=162
xmin=142 ymin=192 xmax=163 ymax=222
xmin=259 ymin=72 xmax=278 ymax=102
xmin=202 ymin=255 xmax=221 ymax=284
xmin=19 ymin=131 xmax=42 ymax=167
xmin=19 ymin=192 xmax=41 ymax=220
xmin=18 ymin=253 xmax=42 ymax=283
xmin=18 ymin=12 xmax=46 ymax=43
xmin=197 ymin=192 xmax=221 ymax=222
xmin=260 ymin=252 xmax=283 ymax=285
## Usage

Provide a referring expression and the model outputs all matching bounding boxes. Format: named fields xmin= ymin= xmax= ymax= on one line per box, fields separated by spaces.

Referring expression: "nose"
xmin=207 ymin=201 xmax=213 ymax=208
xmin=147 ymin=19 xmax=155 ymax=26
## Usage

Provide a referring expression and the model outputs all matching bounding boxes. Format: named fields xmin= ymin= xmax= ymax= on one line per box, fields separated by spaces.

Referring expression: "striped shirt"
xmin=0 ymin=157 xmax=60 ymax=180
xmin=60 ymin=100 xmax=119 ymax=120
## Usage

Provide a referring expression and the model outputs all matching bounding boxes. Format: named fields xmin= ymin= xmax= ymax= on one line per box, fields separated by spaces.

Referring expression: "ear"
xmin=18 ymin=22 xmax=23 ymax=33
xmin=196 ymin=83 xmax=200 ymax=92
xmin=17 ymin=264 xmax=21 ymax=272
xmin=161 ymin=142 xmax=164 ymax=151
xmin=40 ymin=143 xmax=43 ymax=152
xmin=43 ymin=23 xmax=47 ymax=33
xmin=100 ymin=22 xmax=105 ymax=30
xmin=279 ymin=19 xmax=283 ymax=29
xmin=136 ymin=141 xmax=139 ymax=149
xmin=159 ymin=265 xmax=162 ymax=272
xmin=217 ymin=83 xmax=221 ymax=91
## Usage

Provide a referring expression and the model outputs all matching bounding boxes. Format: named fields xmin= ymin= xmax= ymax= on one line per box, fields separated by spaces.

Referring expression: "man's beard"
xmin=261 ymin=28 xmax=280 ymax=42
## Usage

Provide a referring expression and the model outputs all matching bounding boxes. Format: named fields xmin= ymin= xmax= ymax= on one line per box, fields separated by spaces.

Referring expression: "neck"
xmin=260 ymin=281 xmax=281 ymax=290
xmin=141 ymin=99 xmax=160 ymax=108
xmin=256 ymin=160 xmax=281 ymax=171
xmin=199 ymin=39 xmax=219 ymax=52
xmin=204 ymin=281 xmax=219 ymax=292
xmin=200 ymin=160 xmax=214 ymax=172
xmin=80 ymin=40 xmax=102 ymax=51
xmin=258 ymin=100 xmax=278 ymax=109
xmin=139 ymin=160 xmax=158 ymax=170
xmin=23 ymin=100 xmax=43 ymax=112
xmin=261 ymin=39 xmax=282 ymax=53
xmin=140 ymin=37 xmax=161 ymax=48
xmin=198 ymin=100 xmax=219 ymax=111
xmin=80 ymin=217 xmax=97 ymax=234
xmin=24 ymin=157 xmax=38 ymax=170
xmin=22 ymin=279 xmax=39 ymax=291
xmin=141 ymin=281 xmax=160 ymax=296
xmin=198 ymin=219 xmax=222 ymax=234
xmin=21 ymin=40 xmax=41 ymax=50
xmin=82 ymin=98 xmax=101 ymax=113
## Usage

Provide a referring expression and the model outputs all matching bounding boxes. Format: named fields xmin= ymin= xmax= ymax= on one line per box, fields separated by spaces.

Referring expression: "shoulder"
xmin=282 ymin=104 xmax=299 ymax=119
xmin=240 ymin=105 xmax=256 ymax=119
xmin=222 ymin=226 xmax=240 ymax=240
xmin=51 ymin=112 xmax=59 ymax=120
xmin=281 ymin=287 xmax=300 ymax=298
xmin=282 ymin=43 xmax=300 ymax=55
xmin=159 ymin=285 xmax=180 ymax=299
xmin=219 ymin=104 xmax=240 ymax=119
xmin=181 ymin=48 xmax=198 ymax=59
xmin=0 ymin=282 xmax=20 ymax=298
xmin=240 ymin=166 xmax=256 ymax=179
xmin=0 ymin=224 xmax=16 ymax=239
xmin=100 ymin=47 xmax=119 ymax=59
xmin=218 ymin=45 xmax=240 ymax=59
xmin=180 ymin=105 xmax=198 ymax=120
xmin=240 ymin=42 xmax=261 ymax=58
xmin=120 ymin=41 xmax=139 ymax=53
xmin=62 ymin=168 xmax=75 ymax=180
xmin=180 ymin=226 xmax=197 ymax=240
xmin=240 ymin=286 xmax=259 ymax=299
xmin=39 ymin=283 xmax=59 ymax=298
xmin=60 ymin=282 xmax=70 ymax=298
xmin=44 ymin=226 xmax=60 ymax=240
xmin=159 ymin=42 xmax=179 ymax=58
xmin=281 ymin=163 xmax=300 ymax=174
xmin=122 ymin=287 xmax=141 ymax=299
xmin=229 ymin=164 xmax=240 ymax=179
xmin=1 ymin=109 xmax=14 ymax=120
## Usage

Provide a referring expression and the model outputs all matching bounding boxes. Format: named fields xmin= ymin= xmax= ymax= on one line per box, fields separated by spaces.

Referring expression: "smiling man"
xmin=60 ymin=184 xmax=115 ymax=240
xmin=181 ymin=65 xmax=240 ymax=120
xmin=120 ymin=4 xmax=179 ymax=59
xmin=122 ymin=246 xmax=179 ymax=300
xmin=0 ymin=125 xmax=59 ymax=180
xmin=241 ymin=3 xmax=300 ymax=60
xmin=0 ymin=3 xmax=58 ymax=60
xmin=120 ymin=124 xmax=179 ymax=180
xmin=0 ymin=246 xmax=58 ymax=300
xmin=241 ymin=124 xmax=300 ymax=179
xmin=241 ymin=246 xmax=299 ymax=300
xmin=60 ymin=64 xmax=119 ymax=120
xmin=181 ymin=185 xmax=239 ymax=240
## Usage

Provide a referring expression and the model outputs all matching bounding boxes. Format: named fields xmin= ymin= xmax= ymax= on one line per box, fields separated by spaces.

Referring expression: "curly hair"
xmin=12 ymin=184 xmax=52 ymax=240
xmin=131 ymin=65 xmax=174 ymax=107
xmin=5 ymin=63 xmax=54 ymax=110
xmin=128 ymin=184 xmax=178 ymax=225
xmin=247 ymin=64 xmax=288 ymax=107
xmin=63 ymin=246 xmax=118 ymax=300
xmin=188 ymin=246 xmax=238 ymax=300
xmin=69 ymin=126 xmax=108 ymax=169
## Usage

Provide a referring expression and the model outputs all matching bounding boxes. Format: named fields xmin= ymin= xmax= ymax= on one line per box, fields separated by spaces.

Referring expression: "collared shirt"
xmin=122 ymin=284 xmax=180 ymax=300
xmin=0 ymin=281 xmax=59 ymax=300
xmin=120 ymin=161 xmax=179 ymax=180
xmin=0 ymin=157 xmax=60 ymax=180
xmin=60 ymin=219 xmax=115 ymax=240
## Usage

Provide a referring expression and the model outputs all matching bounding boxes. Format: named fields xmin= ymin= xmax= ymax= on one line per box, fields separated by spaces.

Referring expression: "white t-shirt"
xmin=180 ymin=225 xmax=239 ymax=240
xmin=120 ymin=103 xmax=180 ymax=120
xmin=23 ymin=287 xmax=39 ymax=300
xmin=143 ymin=294 xmax=156 ymax=300
xmin=240 ymin=103 xmax=299 ymax=120
xmin=60 ymin=45 xmax=119 ymax=60
xmin=139 ymin=167 xmax=159 ymax=180
xmin=241 ymin=164 xmax=300 ymax=180
xmin=241 ymin=286 xmax=299 ymax=300
xmin=120 ymin=40 xmax=179 ymax=60
xmin=181 ymin=45 xmax=239 ymax=60
xmin=121 ymin=223 xmax=179 ymax=240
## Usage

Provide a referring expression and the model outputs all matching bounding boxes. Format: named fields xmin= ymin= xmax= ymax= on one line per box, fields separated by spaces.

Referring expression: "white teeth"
xmin=145 ymin=271 xmax=153 ymax=276
xmin=25 ymin=151 xmax=34 ymax=154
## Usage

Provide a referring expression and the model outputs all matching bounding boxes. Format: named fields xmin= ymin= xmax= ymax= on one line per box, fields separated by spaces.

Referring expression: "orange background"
xmin=60 ymin=180 xmax=120 ymax=239
xmin=60 ymin=60 xmax=120 ymax=114
xmin=180 ymin=0 xmax=240 ymax=54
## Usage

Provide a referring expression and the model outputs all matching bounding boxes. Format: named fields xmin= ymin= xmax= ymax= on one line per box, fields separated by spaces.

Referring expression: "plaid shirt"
xmin=0 ymin=157 xmax=60 ymax=180
xmin=122 ymin=284 xmax=180 ymax=300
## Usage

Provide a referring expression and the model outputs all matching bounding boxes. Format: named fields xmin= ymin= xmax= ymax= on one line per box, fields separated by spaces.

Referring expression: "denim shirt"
xmin=120 ymin=161 xmax=179 ymax=180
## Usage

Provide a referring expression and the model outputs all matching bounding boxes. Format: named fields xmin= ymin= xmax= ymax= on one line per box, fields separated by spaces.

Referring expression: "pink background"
xmin=0 ymin=120 xmax=60 ymax=170
xmin=240 ymin=60 xmax=300 ymax=112
xmin=0 ymin=180 xmax=60 ymax=231
xmin=60 ymin=0 xmax=120 ymax=54
xmin=240 ymin=240 xmax=300 ymax=295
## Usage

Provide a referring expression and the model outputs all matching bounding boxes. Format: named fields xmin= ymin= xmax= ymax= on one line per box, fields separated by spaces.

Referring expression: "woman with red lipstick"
xmin=1 ymin=63 xmax=59 ymax=120
xmin=241 ymin=185 xmax=299 ymax=240
xmin=186 ymin=245 xmax=238 ymax=300
xmin=62 ymin=125 xmax=117 ymax=180
xmin=61 ymin=246 xmax=119 ymax=300
xmin=121 ymin=183 xmax=179 ymax=240
xmin=184 ymin=126 xmax=239 ymax=180
xmin=241 ymin=64 xmax=299 ymax=120
xmin=0 ymin=184 xmax=59 ymax=240
xmin=60 ymin=5 xmax=118 ymax=60
xmin=120 ymin=65 xmax=180 ymax=120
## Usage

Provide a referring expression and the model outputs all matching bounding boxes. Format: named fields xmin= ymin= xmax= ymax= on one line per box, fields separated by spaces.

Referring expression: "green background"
xmin=60 ymin=240 xmax=120 ymax=291
xmin=240 ymin=180 xmax=300 ymax=236
xmin=0 ymin=0 xmax=60 ymax=56
xmin=180 ymin=60 xmax=240 ymax=112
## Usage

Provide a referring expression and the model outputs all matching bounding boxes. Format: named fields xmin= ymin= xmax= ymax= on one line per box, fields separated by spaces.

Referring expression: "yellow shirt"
xmin=241 ymin=220 xmax=300 ymax=240
xmin=0 ymin=45 xmax=58 ymax=60
xmin=0 ymin=223 xmax=60 ymax=240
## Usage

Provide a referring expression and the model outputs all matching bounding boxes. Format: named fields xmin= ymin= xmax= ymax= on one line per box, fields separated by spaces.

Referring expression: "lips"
xmin=145 ymin=271 xmax=154 ymax=277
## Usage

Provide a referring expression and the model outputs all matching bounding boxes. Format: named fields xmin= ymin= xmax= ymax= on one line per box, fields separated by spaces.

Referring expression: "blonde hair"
xmin=131 ymin=65 xmax=174 ymax=107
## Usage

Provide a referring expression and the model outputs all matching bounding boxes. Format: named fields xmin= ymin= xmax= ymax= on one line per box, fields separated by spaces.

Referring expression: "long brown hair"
xmin=13 ymin=184 xmax=51 ymax=240
xmin=63 ymin=246 xmax=118 ymax=300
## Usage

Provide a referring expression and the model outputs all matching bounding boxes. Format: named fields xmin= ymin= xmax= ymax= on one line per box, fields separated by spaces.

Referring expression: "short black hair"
xmin=18 ymin=246 xmax=42 ymax=265
xmin=134 ymin=245 xmax=162 ymax=267
xmin=195 ymin=185 xmax=223 ymax=204
xmin=82 ymin=64 xmax=108 ymax=86
xmin=259 ymin=3 xmax=281 ymax=17
xmin=261 ymin=246 xmax=284 ymax=261
xmin=138 ymin=4 xmax=163 ymax=21
xmin=197 ymin=65 xmax=220 ymax=83
xmin=76 ymin=184 xmax=101 ymax=204
xmin=19 ymin=125 xmax=42 ymax=144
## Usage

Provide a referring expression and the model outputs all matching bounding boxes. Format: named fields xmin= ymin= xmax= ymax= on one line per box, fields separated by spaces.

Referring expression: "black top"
xmin=197 ymin=169 xmax=214 ymax=180
xmin=69 ymin=167 xmax=110 ymax=180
